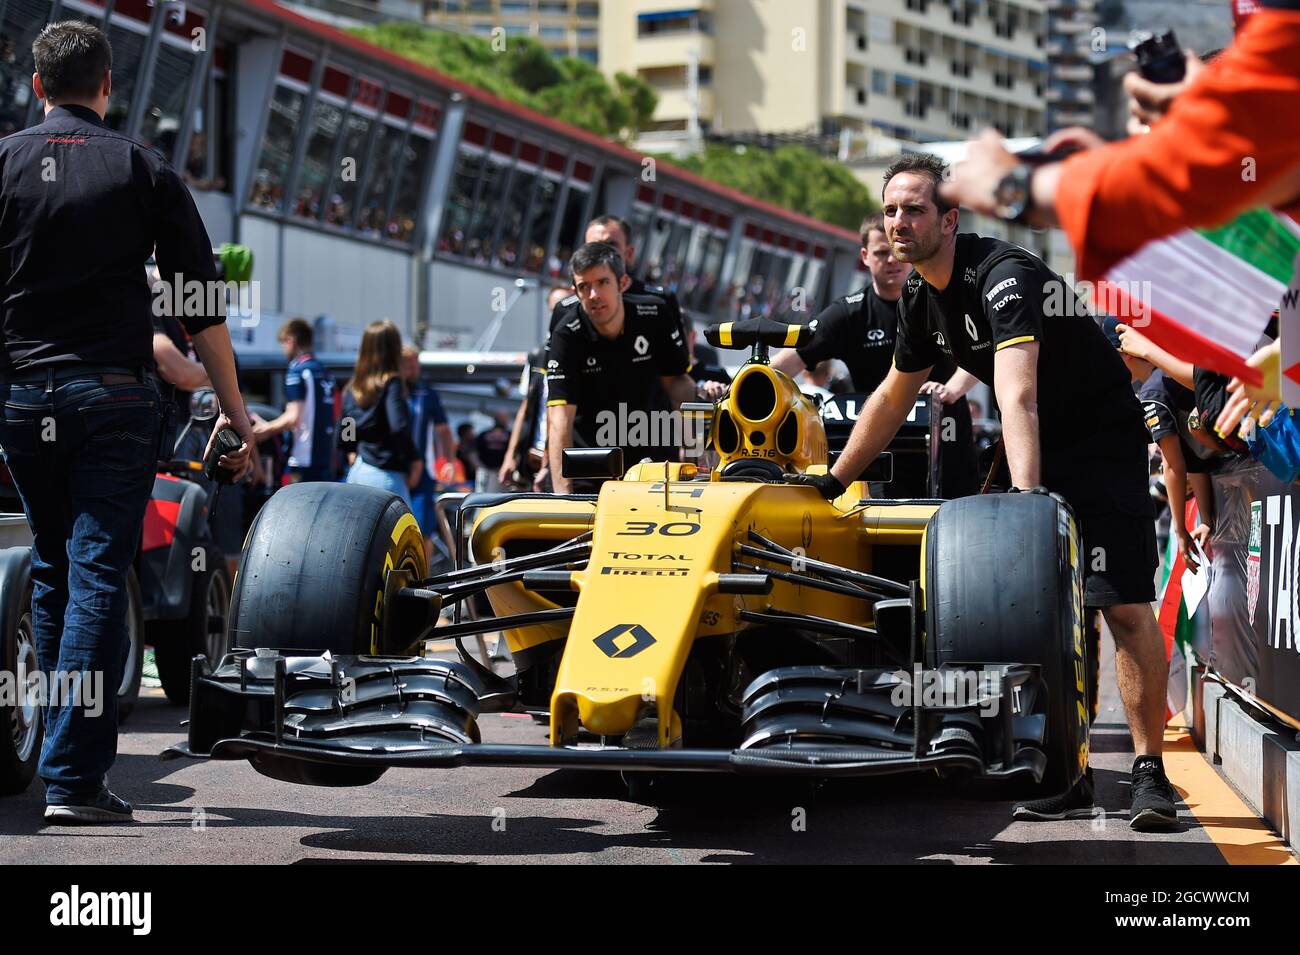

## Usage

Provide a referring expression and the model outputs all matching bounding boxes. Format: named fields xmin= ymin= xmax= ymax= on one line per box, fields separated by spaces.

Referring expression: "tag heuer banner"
xmin=1205 ymin=459 xmax=1300 ymax=726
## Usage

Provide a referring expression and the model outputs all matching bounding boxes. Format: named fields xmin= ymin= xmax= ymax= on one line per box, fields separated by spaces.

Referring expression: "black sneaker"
xmin=44 ymin=787 xmax=134 ymax=825
xmin=1129 ymin=756 xmax=1179 ymax=831
xmin=1013 ymin=768 xmax=1096 ymax=821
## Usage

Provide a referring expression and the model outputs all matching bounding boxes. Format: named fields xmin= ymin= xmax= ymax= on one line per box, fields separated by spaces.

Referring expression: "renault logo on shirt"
xmin=964 ymin=313 xmax=980 ymax=340
xmin=633 ymin=335 xmax=650 ymax=356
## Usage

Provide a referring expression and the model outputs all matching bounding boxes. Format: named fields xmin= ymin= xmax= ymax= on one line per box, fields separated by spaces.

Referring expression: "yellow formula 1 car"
xmin=168 ymin=320 xmax=1092 ymax=798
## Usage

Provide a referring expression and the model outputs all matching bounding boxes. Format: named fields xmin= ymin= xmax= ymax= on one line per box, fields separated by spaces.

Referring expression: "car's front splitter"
xmin=162 ymin=650 xmax=1050 ymax=788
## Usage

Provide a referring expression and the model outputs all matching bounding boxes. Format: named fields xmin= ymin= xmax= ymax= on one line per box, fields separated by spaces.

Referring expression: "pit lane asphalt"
xmin=0 ymin=633 xmax=1292 ymax=864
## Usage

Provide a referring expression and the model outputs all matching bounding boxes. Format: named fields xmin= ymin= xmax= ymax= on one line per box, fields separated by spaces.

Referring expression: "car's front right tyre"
xmin=229 ymin=482 xmax=427 ymax=655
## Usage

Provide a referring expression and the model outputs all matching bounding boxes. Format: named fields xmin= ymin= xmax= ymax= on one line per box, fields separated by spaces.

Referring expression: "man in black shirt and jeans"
xmin=546 ymin=242 xmax=692 ymax=494
xmin=0 ymin=22 xmax=253 ymax=823
xmin=771 ymin=213 xmax=979 ymax=497
xmin=793 ymin=154 xmax=1177 ymax=831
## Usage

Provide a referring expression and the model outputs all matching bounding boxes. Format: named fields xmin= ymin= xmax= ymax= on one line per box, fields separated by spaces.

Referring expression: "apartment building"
xmin=297 ymin=0 xmax=603 ymax=61
xmin=600 ymin=0 xmax=1049 ymax=152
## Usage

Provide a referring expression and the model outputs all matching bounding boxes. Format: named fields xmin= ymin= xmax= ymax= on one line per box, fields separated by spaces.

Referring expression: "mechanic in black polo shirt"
xmin=0 ymin=22 xmax=253 ymax=824
xmin=771 ymin=213 xmax=978 ymax=497
xmin=545 ymin=242 xmax=692 ymax=494
xmin=792 ymin=153 xmax=1177 ymax=831
xmin=549 ymin=214 xmax=687 ymax=343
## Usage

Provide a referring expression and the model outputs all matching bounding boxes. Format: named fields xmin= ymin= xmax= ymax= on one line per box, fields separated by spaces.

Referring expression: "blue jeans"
xmin=409 ymin=472 xmax=437 ymax=536
xmin=346 ymin=457 xmax=411 ymax=504
xmin=0 ymin=375 xmax=160 ymax=802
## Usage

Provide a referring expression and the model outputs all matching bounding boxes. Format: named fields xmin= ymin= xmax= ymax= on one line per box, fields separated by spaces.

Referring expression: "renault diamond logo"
xmin=633 ymin=335 xmax=649 ymax=356
xmin=593 ymin=623 xmax=657 ymax=658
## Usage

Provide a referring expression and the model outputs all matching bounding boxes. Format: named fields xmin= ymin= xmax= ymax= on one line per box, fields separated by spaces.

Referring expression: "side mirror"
xmin=827 ymin=450 xmax=893 ymax=484
xmin=679 ymin=401 xmax=714 ymax=453
xmin=862 ymin=452 xmax=894 ymax=484
xmin=562 ymin=447 xmax=624 ymax=480
xmin=189 ymin=388 xmax=219 ymax=422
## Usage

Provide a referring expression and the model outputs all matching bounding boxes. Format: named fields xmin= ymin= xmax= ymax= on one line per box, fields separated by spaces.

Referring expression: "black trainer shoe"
xmin=1129 ymin=756 xmax=1179 ymax=831
xmin=1013 ymin=768 xmax=1096 ymax=821
xmin=44 ymin=788 xmax=134 ymax=825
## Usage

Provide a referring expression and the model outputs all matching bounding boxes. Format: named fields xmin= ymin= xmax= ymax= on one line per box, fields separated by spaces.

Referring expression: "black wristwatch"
xmin=993 ymin=163 xmax=1034 ymax=224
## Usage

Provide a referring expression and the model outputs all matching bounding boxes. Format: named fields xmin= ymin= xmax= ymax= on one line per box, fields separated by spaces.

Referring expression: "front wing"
xmin=162 ymin=650 xmax=1052 ymax=787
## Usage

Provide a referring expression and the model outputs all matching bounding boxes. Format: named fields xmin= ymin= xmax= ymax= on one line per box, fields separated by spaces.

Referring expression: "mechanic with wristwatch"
xmin=792 ymin=154 xmax=1178 ymax=832
xmin=545 ymin=242 xmax=694 ymax=494
xmin=770 ymin=212 xmax=979 ymax=498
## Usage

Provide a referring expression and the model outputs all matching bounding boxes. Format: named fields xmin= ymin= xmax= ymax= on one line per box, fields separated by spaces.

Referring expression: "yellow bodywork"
xmin=469 ymin=361 xmax=940 ymax=748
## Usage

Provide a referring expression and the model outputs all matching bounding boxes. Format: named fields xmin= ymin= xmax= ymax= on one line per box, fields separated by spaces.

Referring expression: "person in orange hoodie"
xmin=941 ymin=1 xmax=1300 ymax=432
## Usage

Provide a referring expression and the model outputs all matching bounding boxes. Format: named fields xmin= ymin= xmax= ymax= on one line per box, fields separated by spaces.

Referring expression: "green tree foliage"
xmin=353 ymin=24 xmax=873 ymax=227
xmin=350 ymin=23 xmax=656 ymax=142
xmin=668 ymin=144 xmax=879 ymax=231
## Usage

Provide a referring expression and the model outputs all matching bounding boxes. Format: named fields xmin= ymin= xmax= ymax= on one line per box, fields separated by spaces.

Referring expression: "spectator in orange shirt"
xmin=941 ymin=1 xmax=1300 ymax=431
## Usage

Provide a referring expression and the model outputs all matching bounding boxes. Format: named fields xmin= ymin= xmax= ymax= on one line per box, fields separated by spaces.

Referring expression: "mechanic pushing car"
xmin=0 ymin=21 xmax=253 ymax=824
xmin=545 ymin=242 xmax=694 ymax=495
xmin=771 ymin=213 xmax=979 ymax=498
xmin=548 ymin=214 xmax=687 ymax=344
xmin=791 ymin=153 xmax=1178 ymax=831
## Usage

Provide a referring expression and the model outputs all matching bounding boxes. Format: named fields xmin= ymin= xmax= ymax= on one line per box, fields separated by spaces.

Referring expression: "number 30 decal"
xmin=617 ymin=521 xmax=700 ymax=536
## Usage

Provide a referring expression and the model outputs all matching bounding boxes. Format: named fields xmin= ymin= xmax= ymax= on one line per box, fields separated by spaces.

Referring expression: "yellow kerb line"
xmin=1162 ymin=728 xmax=1296 ymax=865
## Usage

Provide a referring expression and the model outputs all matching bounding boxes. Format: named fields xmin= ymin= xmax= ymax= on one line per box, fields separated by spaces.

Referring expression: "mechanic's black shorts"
xmin=1076 ymin=511 xmax=1158 ymax=608
xmin=1044 ymin=420 xmax=1157 ymax=608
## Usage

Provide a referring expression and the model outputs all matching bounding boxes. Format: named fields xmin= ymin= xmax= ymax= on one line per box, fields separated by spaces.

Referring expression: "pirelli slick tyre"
xmin=924 ymin=492 xmax=1089 ymax=794
xmin=229 ymin=483 xmax=427 ymax=655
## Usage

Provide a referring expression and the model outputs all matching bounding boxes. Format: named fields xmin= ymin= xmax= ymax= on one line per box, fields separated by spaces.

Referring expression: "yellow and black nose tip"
xmin=705 ymin=319 xmax=810 ymax=351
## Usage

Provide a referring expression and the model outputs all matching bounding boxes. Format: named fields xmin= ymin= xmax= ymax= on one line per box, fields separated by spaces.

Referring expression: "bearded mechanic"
xmin=791 ymin=153 xmax=1178 ymax=831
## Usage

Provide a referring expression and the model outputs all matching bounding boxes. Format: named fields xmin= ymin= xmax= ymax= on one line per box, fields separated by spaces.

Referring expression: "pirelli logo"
xmin=985 ymin=277 xmax=1017 ymax=301
xmin=600 ymin=566 xmax=689 ymax=577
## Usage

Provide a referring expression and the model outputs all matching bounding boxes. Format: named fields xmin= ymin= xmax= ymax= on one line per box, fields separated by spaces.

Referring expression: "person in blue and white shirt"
xmin=252 ymin=318 xmax=336 ymax=482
